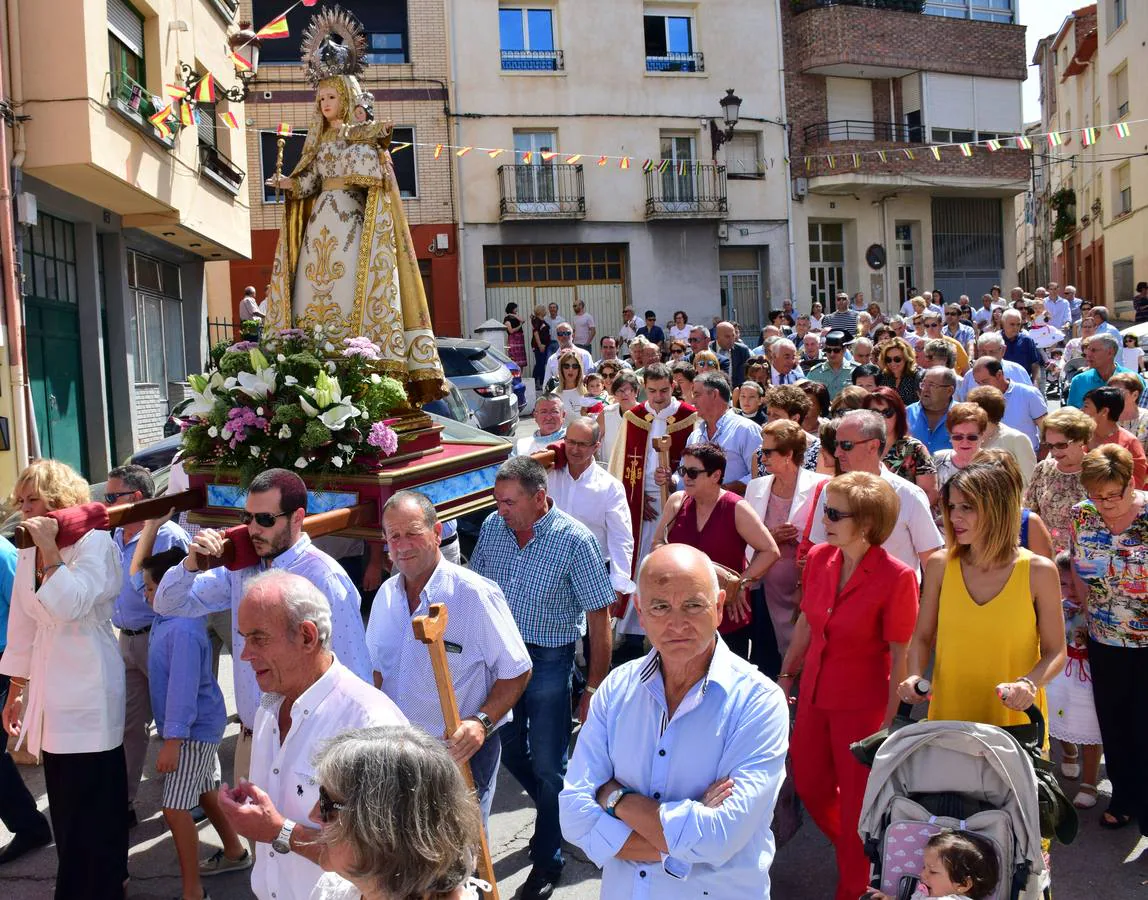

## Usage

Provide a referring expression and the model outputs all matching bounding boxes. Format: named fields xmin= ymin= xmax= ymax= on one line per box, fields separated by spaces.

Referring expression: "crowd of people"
xmin=0 ymin=282 xmax=1145 ymax=900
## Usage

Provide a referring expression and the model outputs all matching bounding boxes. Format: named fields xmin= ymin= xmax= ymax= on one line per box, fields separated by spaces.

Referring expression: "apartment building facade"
xmin=0 ymin=0 xmax=252 ymax=487
xmin=783 ymin=0 xmax=1030 ymax=313
xmin=448 ymin=0 xmax=792 ymax=342
xmin=232 ymin=0 xmax=462 ymax=336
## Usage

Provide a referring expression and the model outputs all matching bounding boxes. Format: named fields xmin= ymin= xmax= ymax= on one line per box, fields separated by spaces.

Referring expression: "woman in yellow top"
xmin=899 ymin=462 xmax=1066 ymax=733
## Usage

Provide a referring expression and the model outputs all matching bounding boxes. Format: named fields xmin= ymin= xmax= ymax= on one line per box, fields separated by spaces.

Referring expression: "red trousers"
xmin=790 ymin=698 xmax=885 ymax=900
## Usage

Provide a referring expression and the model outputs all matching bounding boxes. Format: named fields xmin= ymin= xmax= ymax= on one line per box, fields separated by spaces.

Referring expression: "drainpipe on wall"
xmin=446 ymin=0 xmax=470 ymax=338
xmin=0 ymin=0 xmax=30 ymax=470
xmin=773 ymin=0 xmax=800 ymax=303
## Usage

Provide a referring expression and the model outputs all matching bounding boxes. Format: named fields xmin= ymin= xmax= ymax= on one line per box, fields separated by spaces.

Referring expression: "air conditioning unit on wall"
xmin=717 ymin=223 xmax=729 ymax=240
xmin=792 ymin=177 xmax=808 ymax=201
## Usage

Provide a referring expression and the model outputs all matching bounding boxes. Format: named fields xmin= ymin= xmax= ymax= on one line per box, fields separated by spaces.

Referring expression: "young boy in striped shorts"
xmin=142 ymin=547 xmax=249 ymax=900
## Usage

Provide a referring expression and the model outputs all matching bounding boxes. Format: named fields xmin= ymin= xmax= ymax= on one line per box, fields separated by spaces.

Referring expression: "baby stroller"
xmin=853 ymin=701 xmax=1067 ymax=900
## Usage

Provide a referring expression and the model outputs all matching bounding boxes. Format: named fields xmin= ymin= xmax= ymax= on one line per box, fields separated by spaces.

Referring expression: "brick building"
xmin=783 ymin=0 xmax=1030 ymax=312
xmin=231 ymin=0 xmax=461 ymax=335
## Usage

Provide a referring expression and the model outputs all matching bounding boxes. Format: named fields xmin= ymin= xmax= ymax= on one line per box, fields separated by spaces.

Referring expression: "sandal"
xmin=1060 ymin=747 xmax=1080 ymax=779
xmin=1073 ymin=784 xmax=1098 ymax=809
xmin=1099 ymin=810 xmax=1134 ymax=829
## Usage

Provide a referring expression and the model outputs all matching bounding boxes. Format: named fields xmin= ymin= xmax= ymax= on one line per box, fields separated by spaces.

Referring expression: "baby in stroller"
xmin=864 ymin=831 xmax=1000 ymax=900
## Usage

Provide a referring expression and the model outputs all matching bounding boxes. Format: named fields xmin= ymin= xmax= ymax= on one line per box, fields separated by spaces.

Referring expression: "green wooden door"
xmin=23 ymin=215 xmax=88 ymax=476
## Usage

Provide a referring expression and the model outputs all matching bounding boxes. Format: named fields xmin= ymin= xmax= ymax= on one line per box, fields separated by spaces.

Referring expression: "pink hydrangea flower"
xmin=367 ymin=421 xmax=399 ymax=456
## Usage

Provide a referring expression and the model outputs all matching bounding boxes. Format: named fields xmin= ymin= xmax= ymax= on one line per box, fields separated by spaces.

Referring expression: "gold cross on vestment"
xmin=624 ymin=450 xmax=643 ymax=490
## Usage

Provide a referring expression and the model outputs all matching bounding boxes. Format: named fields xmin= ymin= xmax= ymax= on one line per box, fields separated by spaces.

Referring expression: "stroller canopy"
xmin=857 ymin=719 xmax=1045 ymax=878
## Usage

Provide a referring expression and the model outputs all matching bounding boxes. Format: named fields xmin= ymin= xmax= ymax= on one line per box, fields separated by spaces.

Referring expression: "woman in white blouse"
xmin=0 ymin=460 xmax=126 ymax=899
xmin=667 ymin=309 xmax=693 ymax=343
xmin=308 ymin=725 xmax=488 ymax=900
xmin=744 ymin=420 xmax=830 ymax=674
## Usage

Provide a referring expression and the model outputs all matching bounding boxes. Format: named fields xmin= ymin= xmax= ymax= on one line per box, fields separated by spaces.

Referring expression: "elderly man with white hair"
xmin=560 ymin=543 xmax=789 ymax=899
xmin=1088 ymin=303 xmax=1122 ymax=339
xmin=956 ymin=332 xmax=1032 ymax=400
xmin=1066 ymin=332 xmax=1143 ymax=409
xmin=218 ymin=571 xmax=406 ymax=900
xmin=767 ymin=338 xmax=804 ymax=385
xmin=1000 ymin=308 xmax=1044 ymax=382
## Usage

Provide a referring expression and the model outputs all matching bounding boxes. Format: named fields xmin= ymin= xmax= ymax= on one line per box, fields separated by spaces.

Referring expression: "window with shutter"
xmin=197 ymin=103 xmax=217 ymax=148
xmin=107 ymin=0 xmax=144 ymax=56
xmin=725 ymin=132 xmax=761 ymax=180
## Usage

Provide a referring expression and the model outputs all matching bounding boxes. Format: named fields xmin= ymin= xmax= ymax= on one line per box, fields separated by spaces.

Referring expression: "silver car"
xmin=436 ymin=338 xmax=519 ymax=437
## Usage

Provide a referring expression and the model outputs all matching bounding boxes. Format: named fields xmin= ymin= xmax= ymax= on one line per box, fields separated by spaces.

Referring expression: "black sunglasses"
xmin=561 ymin=362 xmax=580 ymax=369
xmin=872 ymin=407 xmax=897 ymax=419
xmin=318 ymin=785 xmax=345 ymax=824
xmin=240 ymin=510 xmax=291 ymax=528
xmin=677 ymin=465 xmax=708 ymax=479
xmin=556 ymin=331 xmax=572 ymax=336
xmin=823 ymin=506 xmax=855 ymax=522
xmin=105 ymin=490 xmax=136 ymax=504
xmin=836 ymin=438 xmax=873 ymax=452
xmin=885 ymin=356 xmax=904 ymax=363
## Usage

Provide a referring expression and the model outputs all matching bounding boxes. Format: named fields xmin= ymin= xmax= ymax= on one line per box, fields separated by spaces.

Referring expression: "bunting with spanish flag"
xmin=256 ymin=14 xmax=290 ymax=40
xmin=194 ymin=74 xmax=216 ymax=104
xmin=219 ymin=111 xmax=239 ymax=130
xmin=276 ymin=122 xmax=293 ymax=136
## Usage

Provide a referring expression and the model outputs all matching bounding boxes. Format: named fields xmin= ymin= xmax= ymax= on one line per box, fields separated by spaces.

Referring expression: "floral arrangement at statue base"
xmin=178 ymin=326 xmax=426 ymax=486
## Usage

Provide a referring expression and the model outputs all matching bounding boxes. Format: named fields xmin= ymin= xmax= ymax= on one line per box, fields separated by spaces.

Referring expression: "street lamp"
xmin=709 ymin=88 xmax=743 ymax=157
xmin=178 ymin=23 xmax=262 ymax=104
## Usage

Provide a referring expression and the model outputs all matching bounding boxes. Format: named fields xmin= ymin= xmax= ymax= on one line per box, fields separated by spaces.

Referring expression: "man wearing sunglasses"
xmin=543 ymin=324 xmax=593 ymax=383
xmin=906 ymin=366 xmax=958 ymax=454
xmin=217 ymin=571 xmax=405 ymax=900
xmin=106 ymin=464 xmax=190 ymax=827
xmin=154 ymin=468 xmax=372 ymax=800
xmin=805 ymin=410 xmax=942 ymax=577
xmin=805 ymin=331 xmax=855 ymax=400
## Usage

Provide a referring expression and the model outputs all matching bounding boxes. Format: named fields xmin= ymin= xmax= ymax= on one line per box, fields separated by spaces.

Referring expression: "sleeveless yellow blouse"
xmin=928 ymin=549 xmax=1049 ymax=731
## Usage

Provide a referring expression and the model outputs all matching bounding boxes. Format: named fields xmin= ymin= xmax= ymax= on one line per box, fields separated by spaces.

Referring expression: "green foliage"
xmin=300 ymin=419 xmax=333 ymax=450
xmin=218 ymin=350 xmax=250 ymax=379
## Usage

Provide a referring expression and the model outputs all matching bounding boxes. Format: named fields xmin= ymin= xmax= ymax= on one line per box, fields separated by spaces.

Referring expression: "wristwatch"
xmin=272 ymin=818 xmax=296 ymax=855
xmin=605 ymin=786 xmax=635 ymax=819
xmin=471 ymin=711 xmax=494 ymax=737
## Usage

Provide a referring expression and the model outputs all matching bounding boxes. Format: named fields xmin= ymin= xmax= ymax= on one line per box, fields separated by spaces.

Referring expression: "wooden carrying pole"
xmin=412 ymin=604 xmax=500 ymax=900
xmin=12 ymin=488 xmax=207 ymax=549
xmin=652 ymin=436 xmax=671 ymax=508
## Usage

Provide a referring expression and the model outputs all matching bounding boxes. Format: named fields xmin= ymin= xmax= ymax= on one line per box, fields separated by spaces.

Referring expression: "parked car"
xmin=164 ymin=398 xmax=193 ymax=438
xmin=422 ymin=379 xmax=477 ymax=427
xmin=436 ymin=337 xmax=519 ymax=437
xmin=484 ymin=345 xmax=528 ymax=411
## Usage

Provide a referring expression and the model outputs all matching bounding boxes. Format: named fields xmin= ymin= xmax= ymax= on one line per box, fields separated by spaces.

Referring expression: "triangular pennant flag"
xmin=256 ymin=14 xmax=290 ymax=39
xmin=930 ymin=146 xmax=942 ymax=160
xmin=520 ymin=150 xmax=532 ymax=164
xmin=276 ymin=122 xmax=292 ymax=136
xmin=1047 ymin=132 xmax=1064 ymax=147
xmin=219 ymin=111 xmax=239 ymax=130
xmin=805 ymin=156 xmax=812 ymax=171
xmin=903 ymin=149 xmax=915 ymax=160
xmin=391 ymin=142 xmax=412 ymax=152
xmin=1082 ymin=127 xmax=1098 ymax=147
xmin=194 ymin=73 xmax=215 ymax=103
xmin=597 ymin=155 xmax=608 ymax=167
xmin=565 ymin=154 xmax=582 ymax=164
xmin=1016 ymin=135 xmax=1032 ymax=149
xmin=456 ymin=146 xmax=473 ymax=156
xmin=959 ymin=143 xmax=973 ymax=157
xmin=434 ymin=144 xmax=443 ymax=159
xmin=619 ymin=157 xmax=630 ymax=169
xmin=487 ymin=148 xmax=505 ymax=158
xmin=877 ymin=150 xmax=888 ymax=162
xmin=678 ymin=160 xmax=687 ymax=176
xmin=986 ymin=139 xmax=1001 ymax=152
xmin=149 ymin=104 xmax=172 ymax=127
xmin=641 ymin=159 xmax=653 ymax=173
xmin=179 ymin=101 xmax=194 ymax=127
xmin=1115 ymin=122 xmax=1131 ymax=138
xmin=231 ymin=53 xmax=253 ymax=73
xmin=657 ymin=159 xmax=670 ymax=173
xmin=539 ymin=151 xmax=558 ymax=161
xmin=825 ymin=155 xmax=836 ymax=169
xmin=851 ymin=153 xmax=860 ymax=168
xmin=165 ymin=83 xmax=188 ymax=100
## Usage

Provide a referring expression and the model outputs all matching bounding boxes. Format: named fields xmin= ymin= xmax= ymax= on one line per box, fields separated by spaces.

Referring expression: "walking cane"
xmin=412 ymin=604 xmax=500 ymax=900
xmin=652 ymin=435 xmax=671 ymax=508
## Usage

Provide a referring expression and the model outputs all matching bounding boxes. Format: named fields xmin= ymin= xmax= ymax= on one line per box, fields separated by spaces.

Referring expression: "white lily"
xmin=235 ymin=366 xmax=277 ymax=400
xmin=298 ymin=371 xmax=359 ymax=430
xmin=185 ymin=371 xmax=227 ymax=419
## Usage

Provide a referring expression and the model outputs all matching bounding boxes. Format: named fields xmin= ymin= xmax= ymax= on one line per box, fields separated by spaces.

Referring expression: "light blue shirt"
xmin=1044 ymin=295 xmax=1072 ymax=330
xmin=153 ymin=532 xmax=371 ymax=728
xmin=905 ymin=402 xmax=952 ymax=454
xmin=560 ymin=640 xmax=789 ymax=899
xmin=0 ymin=535 xmax=15 ymax=653
xmin=998 ymin=379 xmax=1048 ymax=449
xmin=1066 ymin=364 xmax=1143 ymax=409
xmin=148 ymin=614 xmax=226 ymax=743
xmin=1096 ymin=320 xmax=1121 ymax=339
xmin=956 ymin=360 xmax=1031 ymax=400
xmin=686 ymin=409 xmax=761 ymax=486
xmin=112 ymin=521 xmax=190 ymax=631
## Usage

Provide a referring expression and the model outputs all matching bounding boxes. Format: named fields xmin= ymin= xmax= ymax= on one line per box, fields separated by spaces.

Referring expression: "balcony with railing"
xmin=198 ymin=143 xmax=246 ymax=196
xmin=792 ymin=0 xmax=925 ymax=12
xmin=498 ymin=164 xmax=586 ymax=220
xmin=803 ymin=120 xmax=924 ymax=144
xmin=109 ymin=71 xmax=175 ymax=148
xmin=646 ymin=51 xmax=704 ymax=73
xmin=500 ymin=49 xmax=564 ymax=71
xmin=645 ymin=163 xmax=727 ymax=219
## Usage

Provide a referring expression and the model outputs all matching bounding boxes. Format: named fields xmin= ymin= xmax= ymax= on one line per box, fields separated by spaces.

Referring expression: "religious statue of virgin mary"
xmin=264 ymin=7 xmax=446 ymax=404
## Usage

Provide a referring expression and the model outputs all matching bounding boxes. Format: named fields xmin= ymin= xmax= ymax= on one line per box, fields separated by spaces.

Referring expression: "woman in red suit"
xmin=778 ymin=471 xmax=919 ymax=900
